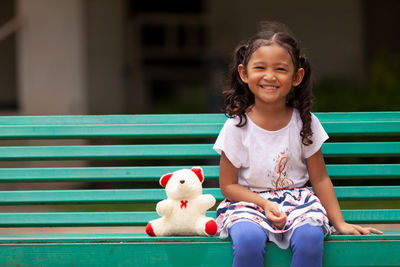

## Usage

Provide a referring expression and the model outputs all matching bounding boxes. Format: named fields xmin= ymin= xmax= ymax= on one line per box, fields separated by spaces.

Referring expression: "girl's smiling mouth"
xmin=260 ymin=84 xmax=279 ymax=90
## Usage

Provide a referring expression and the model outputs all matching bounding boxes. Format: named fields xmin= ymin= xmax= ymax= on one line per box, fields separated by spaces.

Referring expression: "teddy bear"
xmin=145 ymin=167 xmax=218 ymax=236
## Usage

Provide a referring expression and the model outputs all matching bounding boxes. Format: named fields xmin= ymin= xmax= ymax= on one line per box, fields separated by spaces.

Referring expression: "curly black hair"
xmin=223 ymin=21 xmax=314 ymax=145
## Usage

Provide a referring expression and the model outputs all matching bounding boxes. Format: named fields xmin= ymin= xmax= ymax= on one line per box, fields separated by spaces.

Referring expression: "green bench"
xmin=0 ymin=112 xmax=399 ymax=267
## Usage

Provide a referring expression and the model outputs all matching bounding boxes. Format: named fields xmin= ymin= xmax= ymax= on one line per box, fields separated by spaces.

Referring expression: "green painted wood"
xmin=0 ymin=188 xmax=172 ymax=204
xmin=0 ymin=112 xmax=398 ymax=139
xmin=1 ymin=120 xmax=399 ymax=139
xmin=0 ymin=234 xmax=399 ymax=267
xmin=332 ymin=185 xmax=400 ymax=200
xmin=1 ymin=186 xmax=399 ymax=205
xmin=0 ymin=166 xmax=220 ymax=182
xmin=0 ymin=209 xmax=398 ymax=227
xmin=0 ymin=144 xmax=218 ymax=161
xmin=0 ymin=211 xmax=154 ymax=227
xmin=0 ymin=142 xmax=398 ymax=161
xmin=0 ymin=111 xmax=399 ymax=266
xmin=326 ymin=164 xmax=400 ymax=179
xmin=1 ymin=112 xmax=398 ymax=125
xmin=1 ymin=232 xmax=399 ymax=243
xmin=0 ymin=114 xmax=228 ymax=125
xmin=325 ymin=231 xmax=400 ymax=241
xmin=341 ymin=209 xmax=400 ymax=224
xmin=315 ymin=111 xmax=400 ymax=122
xmin=322 ymin=121 xmax=400 ymax=135
xmin=0 ymin=124 xmax=224 ymax=139
xmin=0 ymin=164 xmax=398 ymax=182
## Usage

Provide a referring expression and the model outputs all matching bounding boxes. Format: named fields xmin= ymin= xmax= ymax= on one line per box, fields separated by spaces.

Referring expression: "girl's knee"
xmin=291 ymin=224 xmax=324 ymax=256
xmin=230 ymin=221 xmax=267 ymax=247
xmin=229 ymin=221 xmax=268 ymax=266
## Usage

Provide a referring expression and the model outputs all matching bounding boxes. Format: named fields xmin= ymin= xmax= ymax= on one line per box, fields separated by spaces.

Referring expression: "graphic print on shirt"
xmin=271 ymin=150 xmax=294 ymax=190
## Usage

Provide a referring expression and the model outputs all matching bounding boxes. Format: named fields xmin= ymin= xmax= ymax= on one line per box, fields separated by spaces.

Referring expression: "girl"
xmin=213 ymin=22 xmax=382 ymax=267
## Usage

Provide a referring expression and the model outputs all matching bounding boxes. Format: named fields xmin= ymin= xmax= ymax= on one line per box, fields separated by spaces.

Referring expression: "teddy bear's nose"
xmin=180 ymin=180 xmax=185 ymax=184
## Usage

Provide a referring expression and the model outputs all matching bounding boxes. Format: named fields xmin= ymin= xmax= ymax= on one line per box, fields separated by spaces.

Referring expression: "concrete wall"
xmin=13 ymin=0 xmax=366 ymax=116
xmin=17 ymin=0 xmax=87 ymax=115
xmin=85 ymin=0 xmax=125 ymax=114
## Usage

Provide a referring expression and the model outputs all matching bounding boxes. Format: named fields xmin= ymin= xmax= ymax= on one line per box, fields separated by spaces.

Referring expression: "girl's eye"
xmin=254 ymin=66 xmax=264 ymax=70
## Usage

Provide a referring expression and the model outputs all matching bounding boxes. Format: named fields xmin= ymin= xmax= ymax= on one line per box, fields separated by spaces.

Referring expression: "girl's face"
xmin=238 ymin=43 xmax=304 ymax=108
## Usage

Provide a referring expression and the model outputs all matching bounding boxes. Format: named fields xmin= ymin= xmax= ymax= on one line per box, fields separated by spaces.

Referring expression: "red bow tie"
xmin=180 ymin=200 xmax=188 ymax=209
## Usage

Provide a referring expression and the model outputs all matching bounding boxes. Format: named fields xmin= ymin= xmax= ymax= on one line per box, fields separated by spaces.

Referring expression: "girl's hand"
xmin=335 ymin=222 xmax=383 ymax=235
xmin=263 ymin=201 xmax=287 ymax=229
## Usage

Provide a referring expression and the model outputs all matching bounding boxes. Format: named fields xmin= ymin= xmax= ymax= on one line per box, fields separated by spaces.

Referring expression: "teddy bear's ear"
xmin=160 ymin=173 xmax=173 ymax=187
xmin=191 ymin=167 xmax=204 ymax=183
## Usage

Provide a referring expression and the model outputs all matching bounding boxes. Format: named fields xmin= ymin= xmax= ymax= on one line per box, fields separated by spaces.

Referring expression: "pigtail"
xmin=288 ymin=56 xmax=314 ymax=145
xmin=222 ymin=43 xmax=254 ymax=126
xmin=222 ymin=21 xmax=315 ymax=142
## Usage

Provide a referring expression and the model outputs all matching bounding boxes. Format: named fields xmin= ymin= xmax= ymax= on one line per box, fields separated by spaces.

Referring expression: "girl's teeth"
xmin=261 ymin=85 xmax=277 ymax=89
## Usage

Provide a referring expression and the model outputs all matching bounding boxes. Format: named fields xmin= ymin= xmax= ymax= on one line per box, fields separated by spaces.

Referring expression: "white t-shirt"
xmin=213 ymin=109 xmax=328 ymax=192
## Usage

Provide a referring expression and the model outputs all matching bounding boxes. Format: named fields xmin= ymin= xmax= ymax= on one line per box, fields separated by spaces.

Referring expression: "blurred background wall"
xmin=0 ymin=0 xmax=399 ymax=116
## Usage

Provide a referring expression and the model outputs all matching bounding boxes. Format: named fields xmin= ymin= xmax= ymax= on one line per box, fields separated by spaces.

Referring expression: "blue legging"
xmin=229 ymin=221 xmax=324 ymax=267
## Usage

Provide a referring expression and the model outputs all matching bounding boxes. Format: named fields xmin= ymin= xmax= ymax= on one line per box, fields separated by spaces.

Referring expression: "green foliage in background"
xmin=314 ymin=53 xmax=400 ymax=112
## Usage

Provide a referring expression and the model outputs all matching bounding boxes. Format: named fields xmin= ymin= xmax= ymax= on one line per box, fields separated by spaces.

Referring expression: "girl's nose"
xmin=263 ymin=72 xmax=276 ymax=81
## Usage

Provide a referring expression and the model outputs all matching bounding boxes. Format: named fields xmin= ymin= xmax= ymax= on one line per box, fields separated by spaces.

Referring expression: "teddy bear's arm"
xmin=196 ymin=194 xmax=216 ymax=211
xmin=156 ymin=199 xmax=174 ymax=217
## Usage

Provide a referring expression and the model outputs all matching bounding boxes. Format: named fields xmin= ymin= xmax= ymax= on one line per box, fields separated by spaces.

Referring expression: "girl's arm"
xmin=219 ymin=152 xmax=287 ymax=229
xmin=306 ymin=149 xmax=382 ymax=235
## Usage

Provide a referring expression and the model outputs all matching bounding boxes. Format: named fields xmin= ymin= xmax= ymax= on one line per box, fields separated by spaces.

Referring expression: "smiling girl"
xmin=213 ymin=21 xmax=381 ymax=267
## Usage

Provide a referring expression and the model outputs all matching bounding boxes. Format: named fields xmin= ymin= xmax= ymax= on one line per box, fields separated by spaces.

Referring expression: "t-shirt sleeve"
xmin=213 ymin=118 xmax=247 ymax=168
xmin=302 ymin=113 xmax=329 ymax=159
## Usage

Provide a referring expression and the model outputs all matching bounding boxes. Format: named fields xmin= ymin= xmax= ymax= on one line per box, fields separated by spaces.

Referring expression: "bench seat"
xmin=0 ymin=112 xmax=399 ymax=266
xmin=1 ymin=233 xmax=399 ymax=267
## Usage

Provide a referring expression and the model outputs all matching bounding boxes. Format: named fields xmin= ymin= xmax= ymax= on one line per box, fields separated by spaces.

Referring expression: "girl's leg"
xmin=229 ymin=220 xmax=268 ymax=267
xmin=290 ymin=224 xmax=324 ymax=267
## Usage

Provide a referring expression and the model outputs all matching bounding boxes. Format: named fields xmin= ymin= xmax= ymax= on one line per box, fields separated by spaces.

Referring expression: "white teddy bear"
xmin=146 ymin=167 xmax=217 ymax=236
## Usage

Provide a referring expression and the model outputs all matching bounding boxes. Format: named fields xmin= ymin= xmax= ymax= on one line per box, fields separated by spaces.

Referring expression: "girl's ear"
xmin=292 ymin=68 xmax=305 ymax=87
xmin=237 ymin=64 xmax=248 ymax=84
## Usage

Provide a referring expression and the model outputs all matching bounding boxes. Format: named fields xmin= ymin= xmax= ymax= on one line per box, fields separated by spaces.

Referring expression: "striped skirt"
xmin=216 ymin=187 xmax=334 ymax=249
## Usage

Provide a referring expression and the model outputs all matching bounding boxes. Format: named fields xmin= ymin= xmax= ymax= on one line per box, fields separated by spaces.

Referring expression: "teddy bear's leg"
xmin=205 ymin=218 xmax=218 ymax=236
xmin=146 ymin=218 xmax=170 ymax=236
xmin=195 ymin=217 xmax=218 ymax=236
xmin=145 ymin=222 xmax=155 ymax=236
